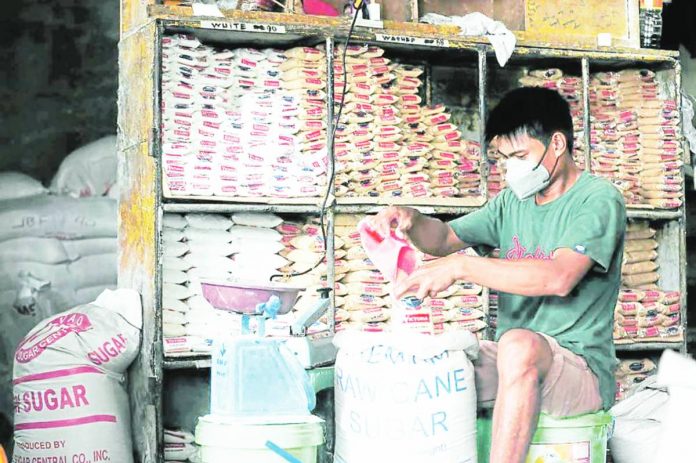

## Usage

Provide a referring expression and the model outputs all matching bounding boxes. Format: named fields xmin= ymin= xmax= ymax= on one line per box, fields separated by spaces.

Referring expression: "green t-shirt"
xmin=449 ymin=172 xmax=626 ymax=410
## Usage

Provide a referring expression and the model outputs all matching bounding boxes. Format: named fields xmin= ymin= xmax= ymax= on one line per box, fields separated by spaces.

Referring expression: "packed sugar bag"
xmin=13 ymin=289 xmax=142 ymax=463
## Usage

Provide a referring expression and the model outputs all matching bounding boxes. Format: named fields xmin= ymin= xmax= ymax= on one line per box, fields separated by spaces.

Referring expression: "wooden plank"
xmin=118 ymin=23 xmax=157 ymax=150
xmin=523 ymin=0 xmax=639 ymax=48
xmin=336 ymin=196 xmax=487 ymax=207
xmin=118 ymin=141 xmax=161 ymax=463
xmin=122 ymin=0 xmax=158 ymax=36
xmin=164 ymin=192 xmax=326 ymax=205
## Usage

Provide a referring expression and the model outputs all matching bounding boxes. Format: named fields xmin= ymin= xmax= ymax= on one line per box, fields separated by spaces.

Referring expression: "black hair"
xmin=485 ymin=87 xmax=574 ymax=153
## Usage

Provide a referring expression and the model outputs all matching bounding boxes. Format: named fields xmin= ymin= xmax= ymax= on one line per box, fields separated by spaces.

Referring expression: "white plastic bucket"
xmin=195 ymin=414 xmax=325 ymax=463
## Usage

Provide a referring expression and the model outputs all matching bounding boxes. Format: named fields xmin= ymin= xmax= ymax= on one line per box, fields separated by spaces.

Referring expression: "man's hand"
xmin=394 ymin=253 xmax=466 ymax=300
xmin=368 ymin=206 xmax=418 ymax=238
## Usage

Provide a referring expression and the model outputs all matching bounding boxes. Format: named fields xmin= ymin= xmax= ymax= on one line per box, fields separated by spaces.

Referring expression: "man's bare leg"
xmin=489 ymin=329 xmax=554 ymax=463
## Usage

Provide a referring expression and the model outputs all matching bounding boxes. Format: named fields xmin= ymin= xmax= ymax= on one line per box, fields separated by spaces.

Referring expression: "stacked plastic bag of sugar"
xmin=278 ymin=46 xmax=329 ymax=198
xmin=613 ymin=221 xmax=682 ymax=343
xmin=164 ymin=428 xmax=199 ymax=463
xmin=618 ymin=72 xmax=683 ymax=209
xmin=412 ymin=104 xmax=481 ymax=198
xmin=331 ymin=47 xmax=482 ymax=200
xmin=332 ymin=44 xmax=401 ymax=198
xmin=162 ymin=212 xmax=294 ymax=355
xmin=614 ymin=289 xmax=682 ymax=344
xmin=392 ymin=65 xmax=433 ymax=199
xmin=276 ymin=216 xmax=334 ymax=334
xmin=621 ymin=221 xmax=660 ymax=290
xmin=333 ymin=215 xmax=391 ymax=332
xmin=589 ymin=71 xmax=643 ymax=205
xmin=617 ymin=70 xmax=681 ymax=208
xmin=615 ymin=358 xmax=658 ymax=402
xmin=418 ymin=251 xmax=488 ymax=338
xmin=590 ymin=69 xmax=683 ymax=209
xmin=333 ymin=215 xmax=488 ymax=337
xmin=160 ymin=34 xmax=327 ymax=198
xmin=518 ymin=68 xmax=586 ymax=169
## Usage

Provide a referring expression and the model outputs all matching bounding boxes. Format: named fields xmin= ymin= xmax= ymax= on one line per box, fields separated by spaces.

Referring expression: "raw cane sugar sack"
xmin=333 ymin=330 xmax=479 ymax=463
xmin=13 ymin=289 xmax=142 ymax=463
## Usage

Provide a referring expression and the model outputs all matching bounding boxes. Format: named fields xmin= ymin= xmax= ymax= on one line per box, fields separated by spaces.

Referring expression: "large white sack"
xmin=0 ymin=253 xmax=116 ymax=293
xmin=333 ymin=331 xmax=479 ymax=463
xmin=13 ymin=289 xmax=141 ymax=463
xmin=0 ymin=172 xmax=47 ymax=201
xmin=0 ymin=237 xmax=71 ymax=265
xmin=0 ymin=237 xmax=116 ymax=265
xmin=0 ymin=195 xmax=117 ymax=242
xmin=609 ymin=376 xmax=668 ymax=463
xmin=50 ymin=135 xmax=118 ymax=197
xmin=75 ymin=285 xmax=117 ymax=305
xmin=62 ymin=238 xmax=118 ymax=260
xmin=655 ymin=350 xmax=696 ymax=463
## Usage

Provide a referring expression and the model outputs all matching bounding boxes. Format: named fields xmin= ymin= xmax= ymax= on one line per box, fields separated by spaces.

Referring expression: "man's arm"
xmin=408 ymin=214 xmax=470 ymax=257
xmin=394 ymin=248 xmax=594 ymax=299
xmin=367 ymin=207 xmax=470 ymax=257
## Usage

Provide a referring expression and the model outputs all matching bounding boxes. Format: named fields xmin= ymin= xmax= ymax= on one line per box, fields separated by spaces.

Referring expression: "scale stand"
xmin=286 ymin=288 xmax=337 ymax=369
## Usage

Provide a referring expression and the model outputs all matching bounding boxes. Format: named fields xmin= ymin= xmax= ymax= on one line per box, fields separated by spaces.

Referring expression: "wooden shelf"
xmin=163 ymin=354 xmax=212 ymax=370
xmin=615 ymin=341 xmax=685 ymax=352
xmin=162 ymin=202 xmax=322 ymax=214
xmin=626 ymin=208 xmax=683 ymax=221
xmin=149 ymin=5 xmax=680 ymax=63
xmin=161 ymin=196 xmax=486 ymax=215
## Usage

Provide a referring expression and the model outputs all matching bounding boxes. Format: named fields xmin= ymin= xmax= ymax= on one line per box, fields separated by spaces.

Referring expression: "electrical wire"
xmin=270 ymin=7 xmax=362 ymax=282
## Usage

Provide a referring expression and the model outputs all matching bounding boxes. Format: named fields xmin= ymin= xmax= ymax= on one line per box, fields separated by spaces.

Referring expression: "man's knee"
xmin=497 ymin=329 xmax=552 ymax=381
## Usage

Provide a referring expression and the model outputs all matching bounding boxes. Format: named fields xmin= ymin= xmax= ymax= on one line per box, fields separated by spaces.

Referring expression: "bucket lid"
xmin=195 ymin=414 xmax=325 ymax=449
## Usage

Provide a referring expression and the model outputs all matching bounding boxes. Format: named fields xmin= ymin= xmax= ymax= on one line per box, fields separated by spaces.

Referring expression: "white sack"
xmin=0 ymin=195 xmax=117 ymax=241
xmin=50 ymin=136 xmax=118 ymax=197
xmin=13 ymin=289 xmax=141 ymax=463
xmin=0 ymin=172 xmax=47 ymax=201
xmin=333 ymin=331 xmax=479 ymax=463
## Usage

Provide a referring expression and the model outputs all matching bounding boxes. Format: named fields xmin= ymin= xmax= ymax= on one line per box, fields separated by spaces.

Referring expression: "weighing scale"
xmin=200 ymin=280 xmax=337 ymax=370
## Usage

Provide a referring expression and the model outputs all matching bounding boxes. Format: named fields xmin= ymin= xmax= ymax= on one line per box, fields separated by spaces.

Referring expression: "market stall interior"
xmin=4 ymin=0 xmax=696 ymax=462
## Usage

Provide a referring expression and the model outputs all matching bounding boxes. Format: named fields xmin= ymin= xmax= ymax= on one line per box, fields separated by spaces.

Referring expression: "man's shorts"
xmin=474 ymin=333 xmax=603 ymax=417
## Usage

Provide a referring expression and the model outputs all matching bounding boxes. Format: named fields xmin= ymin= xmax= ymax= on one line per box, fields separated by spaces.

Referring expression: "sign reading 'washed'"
xmin=375 ymin=34 xmax=449 ymax=48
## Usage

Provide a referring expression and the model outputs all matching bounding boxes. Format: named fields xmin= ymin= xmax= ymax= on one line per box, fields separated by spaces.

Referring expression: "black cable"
xmin=271 ymin=8 xmax=361 ymax=282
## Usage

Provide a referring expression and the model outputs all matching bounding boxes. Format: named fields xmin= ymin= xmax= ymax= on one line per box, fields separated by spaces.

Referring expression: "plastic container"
xmin=477 ymin=411 xmax=613 ymax=463
xmin=195 ymin=414 xmax=325 ymax=463
xmin=201 ymin=280 xmax=301 ymax=314
xmin=211 ymin=336 xmax=316 ymax=417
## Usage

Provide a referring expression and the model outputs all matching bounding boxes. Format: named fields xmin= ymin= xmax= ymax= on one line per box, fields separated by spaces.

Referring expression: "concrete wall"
xmin=0 ymin=0 xmax=119 ymax=185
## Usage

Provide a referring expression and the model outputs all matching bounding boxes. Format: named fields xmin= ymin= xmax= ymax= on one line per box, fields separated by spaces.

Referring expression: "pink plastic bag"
xmin=357 ymin=220 xmax=417 ymax=284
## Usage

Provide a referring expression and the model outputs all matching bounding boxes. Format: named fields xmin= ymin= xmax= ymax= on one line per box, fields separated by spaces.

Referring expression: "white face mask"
xmin=504 ymin=157 xmax=551 ymax=201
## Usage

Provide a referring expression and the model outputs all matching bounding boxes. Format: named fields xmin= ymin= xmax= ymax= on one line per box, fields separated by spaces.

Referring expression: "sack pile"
xmin=0 ymin=193 xmax=117 ymax=425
